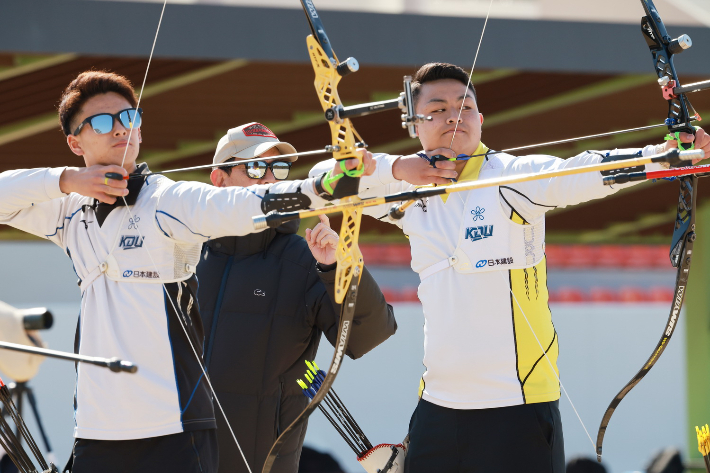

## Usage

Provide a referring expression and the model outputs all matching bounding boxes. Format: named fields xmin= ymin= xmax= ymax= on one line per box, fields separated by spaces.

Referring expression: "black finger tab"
xmin=105 ymin=172 xmax=126 ymax=181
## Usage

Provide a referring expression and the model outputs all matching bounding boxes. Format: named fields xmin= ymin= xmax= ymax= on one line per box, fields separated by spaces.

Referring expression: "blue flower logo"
xmin=471 ymin=206 xmax=485 ymax=221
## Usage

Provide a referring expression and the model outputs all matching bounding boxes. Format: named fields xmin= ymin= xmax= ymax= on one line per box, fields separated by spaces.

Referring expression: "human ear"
xmin=210 ymin=168 xmax=224 ymax=187
xmin=67 ymin=135 xmax=84 ymax=157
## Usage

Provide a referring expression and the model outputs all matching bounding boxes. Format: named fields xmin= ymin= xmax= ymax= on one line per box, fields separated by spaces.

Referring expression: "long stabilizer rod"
xmin=0 ymin=341 xmax=137 ymax=373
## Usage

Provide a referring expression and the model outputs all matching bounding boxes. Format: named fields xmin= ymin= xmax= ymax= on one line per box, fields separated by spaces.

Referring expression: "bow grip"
xmin=332 ymin=174 xmax=360 ymax=198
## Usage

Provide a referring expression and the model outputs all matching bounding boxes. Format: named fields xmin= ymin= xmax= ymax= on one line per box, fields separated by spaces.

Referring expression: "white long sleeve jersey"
xmin=0 ymin=166 xmax=325 ymax=440
xmin=312 ymin=146 xmax=661 ymax=409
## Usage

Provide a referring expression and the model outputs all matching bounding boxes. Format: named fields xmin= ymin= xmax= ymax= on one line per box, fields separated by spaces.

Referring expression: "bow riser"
xmin=306 ymin=35 xmax=365 ymax=198
xmin=641 ymin=0 xmax=698 ymax=144
xmin=261 ymin=3 xmax=366 ymax=471
xmin=335 ymin=206 xmax=365 ymax=304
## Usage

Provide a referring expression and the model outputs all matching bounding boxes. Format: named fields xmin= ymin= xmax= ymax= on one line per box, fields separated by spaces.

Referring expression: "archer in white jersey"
xmin=0 ymin=70 xmax=373 ymax=473
xmin=311 ymin=62 xmax=710 ymax=473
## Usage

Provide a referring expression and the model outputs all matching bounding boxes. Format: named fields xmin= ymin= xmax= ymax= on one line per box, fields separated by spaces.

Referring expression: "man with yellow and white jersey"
xmin=310 ymin=62 xmax=710 ymax=473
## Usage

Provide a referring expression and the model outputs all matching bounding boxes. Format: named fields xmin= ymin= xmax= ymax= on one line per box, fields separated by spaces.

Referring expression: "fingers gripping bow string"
xmin=109 ymin=2 xmax=253 ymax=472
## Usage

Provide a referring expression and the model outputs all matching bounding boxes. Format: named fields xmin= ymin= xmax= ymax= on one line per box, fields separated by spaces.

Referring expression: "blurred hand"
xmin=663 ymin=127 xmax=710 ymax=165
xmin=305 ymin=214 xmax=339 ymax=265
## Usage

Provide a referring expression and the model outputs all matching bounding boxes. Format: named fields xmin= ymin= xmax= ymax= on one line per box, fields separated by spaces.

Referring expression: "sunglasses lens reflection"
xmin=246 ymin=162 xmax=267 ymax=179
xmin=272 ymin=162 xmax=290 ymax=180
xmin=120 ymin=109 xmax=142 ymax=130
xmin=89 ymin=115 xmax=114 ymax=134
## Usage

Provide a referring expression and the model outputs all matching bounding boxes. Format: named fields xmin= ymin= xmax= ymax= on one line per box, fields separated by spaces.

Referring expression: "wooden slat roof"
xmin=1 ymin=53 xmax=709 ymax=243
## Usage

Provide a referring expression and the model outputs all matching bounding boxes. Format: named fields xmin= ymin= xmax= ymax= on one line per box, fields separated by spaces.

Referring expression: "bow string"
xmin=110 ymin=2 xmax=254 ymax=472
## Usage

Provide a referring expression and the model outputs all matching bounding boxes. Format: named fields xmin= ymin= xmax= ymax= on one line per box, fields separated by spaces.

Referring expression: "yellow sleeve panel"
xmin=509 ymin=209 xmax=561 ymax=404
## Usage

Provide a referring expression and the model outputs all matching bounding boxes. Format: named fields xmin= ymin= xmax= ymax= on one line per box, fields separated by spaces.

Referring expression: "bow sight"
xmin=641 ymin=0 xmax=710 ymax=150
xmin=324 ymin=75 xmax=432 ymax=139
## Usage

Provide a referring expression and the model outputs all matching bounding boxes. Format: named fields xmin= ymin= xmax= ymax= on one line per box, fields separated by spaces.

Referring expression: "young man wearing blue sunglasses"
xmin=0 ymin=70 xmax=374 ymax=473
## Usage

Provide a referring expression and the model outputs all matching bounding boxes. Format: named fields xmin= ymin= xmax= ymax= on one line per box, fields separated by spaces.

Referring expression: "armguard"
xmin=261 ymin=189 xmax=312 ymax=214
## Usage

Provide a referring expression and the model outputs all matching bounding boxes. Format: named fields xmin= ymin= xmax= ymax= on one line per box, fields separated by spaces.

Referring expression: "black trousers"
xmin=69 ymin=429 xmax=218 ymax=473
xmin=404 ymin=399 xmax=565 ymax=473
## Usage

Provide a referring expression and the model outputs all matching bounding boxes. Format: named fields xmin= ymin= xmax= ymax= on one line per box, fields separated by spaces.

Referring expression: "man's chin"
xmin=86 ymin=153 xmax=139 ymax=171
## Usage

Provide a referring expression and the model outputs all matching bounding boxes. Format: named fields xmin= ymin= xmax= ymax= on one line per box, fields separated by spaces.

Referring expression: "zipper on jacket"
xmin=205 ymin=253 xmax=234 ymax=370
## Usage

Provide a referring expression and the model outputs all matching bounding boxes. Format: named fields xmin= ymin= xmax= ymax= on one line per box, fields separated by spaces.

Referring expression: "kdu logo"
xmin=119 ymin=235 xmax=145 ymax=250
xmin=465 ymin=225 xmax=494 ymax=242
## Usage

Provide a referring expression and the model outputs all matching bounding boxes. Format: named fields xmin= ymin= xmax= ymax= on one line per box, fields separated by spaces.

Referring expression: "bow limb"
xmin=596 ymin=175 xmax=698 ymax=460
xmin=595 ymin=0 xmax=705 ymax=459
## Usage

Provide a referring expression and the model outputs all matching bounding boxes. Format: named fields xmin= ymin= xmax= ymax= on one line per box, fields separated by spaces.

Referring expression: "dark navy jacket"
xmin=197 ymin=220 xmax=396 ymax=473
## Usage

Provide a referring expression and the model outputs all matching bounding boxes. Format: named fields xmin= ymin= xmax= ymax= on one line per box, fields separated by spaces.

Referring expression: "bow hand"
xmin=663 ymin=127 xmax=710 ymax=165
xmin=323 ymin=149 xmax=375 ymax=194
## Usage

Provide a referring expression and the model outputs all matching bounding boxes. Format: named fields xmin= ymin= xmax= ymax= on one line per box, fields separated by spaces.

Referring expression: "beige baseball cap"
xmin=213 ymin=122 xmax=298 ymax=165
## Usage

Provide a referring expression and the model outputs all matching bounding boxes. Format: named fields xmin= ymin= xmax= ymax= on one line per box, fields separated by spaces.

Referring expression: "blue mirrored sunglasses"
xmin=73 ymin=108 xmax=143 ymax=136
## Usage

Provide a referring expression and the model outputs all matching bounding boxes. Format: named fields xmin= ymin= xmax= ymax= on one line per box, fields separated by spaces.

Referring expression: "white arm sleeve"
xmin=154 ymin=177 xmax=326 ymax=243
xmin=500 ymin=145 xmax=663 ymax=222
xmin=0 ymin=168 xmax=72 ymax=247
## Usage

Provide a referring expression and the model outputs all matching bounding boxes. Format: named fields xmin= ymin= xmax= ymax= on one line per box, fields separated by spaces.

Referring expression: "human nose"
xmin=446 ymin=113 xmax=463 ymax=125
xmin=113 ymin=117 xmax=129 ymax=135
xmin=258 ymin=167 xmax=277 ymax=184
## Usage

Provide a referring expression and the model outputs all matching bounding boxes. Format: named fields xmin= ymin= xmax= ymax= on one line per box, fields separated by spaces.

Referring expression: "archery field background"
xmin=0 ymin=240 xmax=688 ymax=473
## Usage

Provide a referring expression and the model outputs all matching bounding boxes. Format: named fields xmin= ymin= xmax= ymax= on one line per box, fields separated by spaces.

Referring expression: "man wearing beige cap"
xmin=210 ymin=122 xmax=298 ymax=186
xmin=197 ymin=123 xmax=397 ymax=473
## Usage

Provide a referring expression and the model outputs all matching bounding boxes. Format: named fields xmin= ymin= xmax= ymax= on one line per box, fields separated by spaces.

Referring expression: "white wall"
xmin=0 ymin=242 xmax=689 ymax=472
xmin=99 ymin=0 xmax=709 ymax=26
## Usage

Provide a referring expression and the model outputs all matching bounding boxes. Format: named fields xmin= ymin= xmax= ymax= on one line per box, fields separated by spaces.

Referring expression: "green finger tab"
xmin=339 ymin=160 xmax=364 ymax=178
xmin=665 ymin=131 xmax=695 ymax=151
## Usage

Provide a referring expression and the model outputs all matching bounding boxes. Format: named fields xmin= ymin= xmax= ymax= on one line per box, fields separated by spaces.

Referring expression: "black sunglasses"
xmin=73 ymin=108 xmax=143 ymax=136
xmin=233 ymin=160 xmax=292 ymax=180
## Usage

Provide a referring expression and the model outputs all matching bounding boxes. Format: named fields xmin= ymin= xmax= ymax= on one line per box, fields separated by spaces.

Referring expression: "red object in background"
xmin=619 ymin=286 xmax=646 ymax=302
xmin=550 ymin=287 xmax=585 ymax=302
xmin=360 ymin=245 xmax=385 ymax=264
xmin=564 ymin=245 xmax=597 ymax=268
xmin=589 ymin=287 xmax=616 ymax=302
xmin=366 ymin=244 xmax=672 ymax=269
xmin=625 ymin=245 xmax=671 ymax=269
xmin=646 ymin=286 xmax=674 ymax=302
xmin=544 ymin=244 xmax=673 ymax=269
xmin=399 ymin=287 xmax=419 ymax=302
xmin=380 ymin=287 xmax=400 ymax=303
xmin=383 ymin=285 xmax=674 ymax=304
xmin=648 ymin=246 xmax=673 ymax=269
xmin=595 ymin=245 xmax=628 ymax=267
xmin=381 ymin=245 xmax=411 ymax=266
xmin=361 ymin=244 xmax=411 ymax=266
xmin=544 ymin=245 xmax=572 ymax=268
